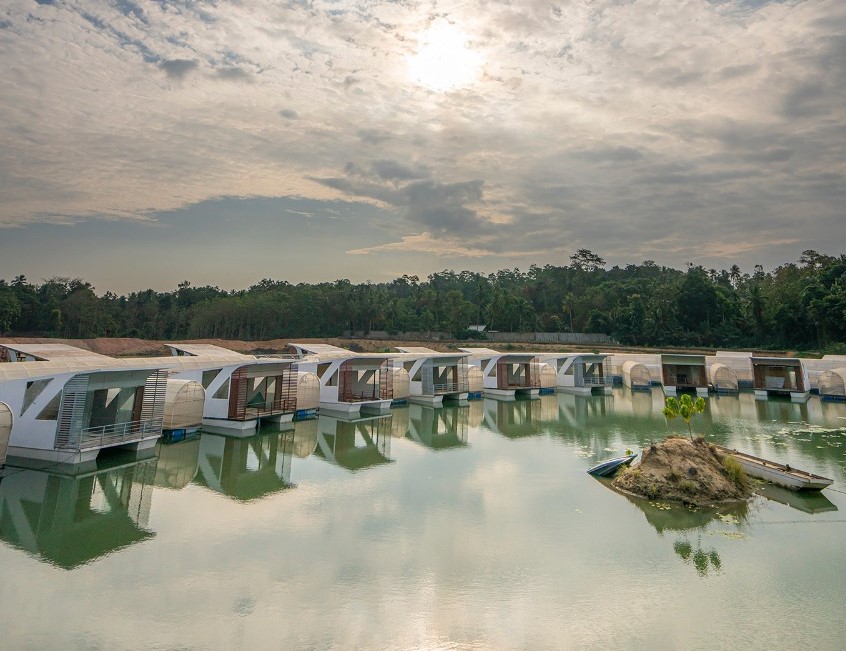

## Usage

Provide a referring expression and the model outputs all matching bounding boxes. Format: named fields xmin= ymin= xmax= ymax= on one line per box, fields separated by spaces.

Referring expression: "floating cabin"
xmin=194 ymin=431 xmax=294 ymax=502
xmin=660 ymin=354 xmax=709 ymax=397
xmin=404 ymin=403 xmax=469 ymax=450
xmin=534 ymin=353 xmax=612 ymax=395
xmin=288 ymin=343 xmax=393 ymax=419
xmin=0 ymin=455 xmax=157 ymax=569
xmin=313 ymin=415 xmax=393 ymax=471
xmin=800 ymin=355 xmax=846 ymax=393
xmin=818 ymin=368 xmax=846 ymax=402
xmin=707 ymin=363 xmax=740 ymax=394
xmin=621 ymin=360 xmax=653 ymax=391
xmin=294 ymin=371 xmax=320 ymax=420
xmin=390 ymin=367 xmax=411 ymax=406
xmin=457 ymin=347 xmax=541 ymax=400
xmin=164 ymin=344 xmax=300 ymax=433
xmin=0 ymin=401 xmax=11 ymax=466
xmin=0 ymin=344 xmax=168 ymax=467
xmin=607 ymin=353 xmax=661 ymax=385
xmin=751 ymin=356 xmax=810 ymax=402
xmin=467 ymin=366 xmax=484 ymax=399
xmin=709 ymin=352 xmax=754 ymax=388
xmin=0 ymin=342 xmax=303 ymax=441
xmin=394 ymin=347 xmax=471 ymax=406
xmin=162 ymin=379 xmax=205 ymax=436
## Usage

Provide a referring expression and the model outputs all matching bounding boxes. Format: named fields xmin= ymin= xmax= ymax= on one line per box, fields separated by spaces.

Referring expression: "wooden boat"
xmin=716 ymin=446 xmax=833 ymax=491
xmin=587 ymin=454 xmax=637 ymax=477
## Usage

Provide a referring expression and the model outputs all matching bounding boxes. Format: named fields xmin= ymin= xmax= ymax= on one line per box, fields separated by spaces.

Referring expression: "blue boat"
xmin=587 ymin=453 xmax=638 ymax=477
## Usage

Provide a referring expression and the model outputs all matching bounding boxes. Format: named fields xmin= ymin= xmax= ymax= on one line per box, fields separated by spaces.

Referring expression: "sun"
xmin=408 ymin=20 xmax=481 ymax=91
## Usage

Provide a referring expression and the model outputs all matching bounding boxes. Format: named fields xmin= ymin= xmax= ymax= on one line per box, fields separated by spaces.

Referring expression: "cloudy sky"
xmin=0 ymin=0 xmax=844 ymax=292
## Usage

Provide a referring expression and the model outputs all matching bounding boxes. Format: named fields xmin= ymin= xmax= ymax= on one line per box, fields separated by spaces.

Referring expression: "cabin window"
xmin=212 ymin=378 xmax=230 ymax=399
xmin=21 ymin=379 xmax=52 ymax=415
xmin=36 ymin=392 xmax=62 ymax=421
xmin=412 ymin=367 xmax=422 ymax=382
xmin=202 ymin=369 xmax=222 ymax=389
xmin=326 ymin=371 xmax=338 ymax=386
xmin=317 ymin=363 xmax=331 ymax=379
xmin=404 ymin=361 xmax=415 ymax=372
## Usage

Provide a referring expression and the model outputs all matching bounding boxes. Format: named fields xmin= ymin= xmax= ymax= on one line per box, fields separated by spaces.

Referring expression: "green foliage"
xmin=0 ymin=250 xmax=843 ymax=349
xmin=662 ymin=394 xmax=706 ymax=438
xmin=722 ymin=455 xmax=749 ymax=490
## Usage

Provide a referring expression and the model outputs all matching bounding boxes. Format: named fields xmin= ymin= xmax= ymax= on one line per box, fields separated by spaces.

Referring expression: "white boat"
xmin=716 ymin=446 xmax=833 ymax=491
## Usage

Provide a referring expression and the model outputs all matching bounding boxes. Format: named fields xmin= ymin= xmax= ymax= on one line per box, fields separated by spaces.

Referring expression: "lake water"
xmin=1 ymin=389 xmax=845 ymax=650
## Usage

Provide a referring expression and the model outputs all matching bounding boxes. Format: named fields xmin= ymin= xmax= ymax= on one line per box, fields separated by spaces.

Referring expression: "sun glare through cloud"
xmin=408 ymin=20 xmax=481 ymax=91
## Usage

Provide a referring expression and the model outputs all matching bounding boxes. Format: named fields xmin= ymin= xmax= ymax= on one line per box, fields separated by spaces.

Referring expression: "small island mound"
xmin=613 ymin=436 xmax=752 ymax=506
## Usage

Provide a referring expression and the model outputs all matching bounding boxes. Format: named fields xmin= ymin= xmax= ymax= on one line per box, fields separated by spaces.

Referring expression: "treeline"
xmin=0 ymin=249 xmax=844 ymax=352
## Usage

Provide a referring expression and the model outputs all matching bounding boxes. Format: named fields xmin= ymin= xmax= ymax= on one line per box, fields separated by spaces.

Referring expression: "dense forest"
xmin=0 ymin=249 xmax=844 ymax=352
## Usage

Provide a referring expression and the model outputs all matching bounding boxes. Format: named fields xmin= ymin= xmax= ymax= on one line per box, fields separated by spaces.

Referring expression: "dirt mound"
xmin=613 ymin=437 xmax=751 ymax=506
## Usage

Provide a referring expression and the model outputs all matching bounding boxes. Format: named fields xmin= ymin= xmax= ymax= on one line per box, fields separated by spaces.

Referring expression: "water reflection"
xmin=673 ymin=539 xmax=722 ymax=577
xmin=313 ymin=415 xmax=393 ymax=471
xmin=481 ymin=398 xmax=547 ymax=439
xmin=155 ymin=437 xmax=200 ymax=490
xmin=194 ymin=431 xmax=294 ymax=501
xmin=404 ymin=404 xmax=469 ymax=450
xmin=0 ymin=455 xmax=157 ymax=569
xmin=757 ymin=483 xmax=838 ymax=514
xmin=618 ymin=490 xmax=749 ymax=578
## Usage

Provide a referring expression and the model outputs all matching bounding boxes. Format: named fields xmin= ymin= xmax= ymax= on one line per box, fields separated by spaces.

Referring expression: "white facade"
xmin=458 ymin=348 xmax=541 ymax=400
xmin=394 ymin=347 xmax=470 ymax=406
xmin=289 ymin=343 xmax=393 ymax=419
xmin=0 ymin=346 xmax=168 ymax=467
xmin=751 ymin=357 xmax=810 ymax=403
xmin=534 ymin=353 xmax=612 ymax=395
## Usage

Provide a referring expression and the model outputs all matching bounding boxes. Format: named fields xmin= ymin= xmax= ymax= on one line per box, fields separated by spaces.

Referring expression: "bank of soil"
xmin=613 ymin=437 xmax=751 ymax=507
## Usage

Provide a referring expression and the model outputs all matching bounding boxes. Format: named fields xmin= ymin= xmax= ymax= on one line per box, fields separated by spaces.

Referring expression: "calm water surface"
xmin=2 ymin=389 xmax=846 ymax=650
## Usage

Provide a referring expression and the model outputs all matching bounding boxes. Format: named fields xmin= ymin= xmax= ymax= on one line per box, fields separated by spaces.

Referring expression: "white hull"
xmin=718 ymin=446 xmax=832 ymax=491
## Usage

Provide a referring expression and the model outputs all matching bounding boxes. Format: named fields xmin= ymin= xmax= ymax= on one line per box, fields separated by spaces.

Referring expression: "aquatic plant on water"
xmin=662 ymin=394 xmax=706 ymax=439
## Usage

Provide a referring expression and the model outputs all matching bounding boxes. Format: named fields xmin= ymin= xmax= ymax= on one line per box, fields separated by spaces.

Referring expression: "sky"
xmin=0 ymin=0 xmax=844 ymax=293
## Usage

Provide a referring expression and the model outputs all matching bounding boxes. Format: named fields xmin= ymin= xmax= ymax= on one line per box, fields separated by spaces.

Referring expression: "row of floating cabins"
xmin=0 ymin=341 xmax=845 ymax=469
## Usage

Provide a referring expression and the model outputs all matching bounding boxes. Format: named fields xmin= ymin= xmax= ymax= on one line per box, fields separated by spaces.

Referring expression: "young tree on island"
xmin=662 ymin=394 xmax=706 ymax=439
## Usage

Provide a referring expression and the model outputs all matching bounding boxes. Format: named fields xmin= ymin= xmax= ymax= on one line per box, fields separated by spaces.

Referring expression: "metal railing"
xmin=433 ymin=381 xmax=469 ymax=395
xmin=583 ymin=375 xmax=607 ymax=387
xmin=63 ymin=418 xmax=164 ymax=451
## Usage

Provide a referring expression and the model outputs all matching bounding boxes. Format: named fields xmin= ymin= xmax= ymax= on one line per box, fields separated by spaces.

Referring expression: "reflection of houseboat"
xmin=535 ymin=353 xmax=612 ymax=396
xmin=289 ymin=343 xmax=393 ymax=418
xmin=405 ymin=404 xmax=469 ymax=450
xmin=0 ymin=456 xmax=157 ymax=568
xmin=751 ymin=357 xmax=810 ymax=402
xmin=482 ymin=398 xmax=544 ymax=438
xmin=458 ymin=348 xmax=540 ymax=400
xmin=395 ymin=347 xmax=470 ymax=406
xmin=660 ymin=354 xmax=709 ymax=397
xmin=194 ymin=431 xmax=294 ymax=501
xmin=154 ymin=437 xmax=200 ymax=490
xmin=313 ymin=415 xmax=393 ymax=471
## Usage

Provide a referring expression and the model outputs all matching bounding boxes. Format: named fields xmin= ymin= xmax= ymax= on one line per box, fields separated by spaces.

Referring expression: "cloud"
xmin=347 ymin=232 xmax=490 ymax=257
xmin=0 ymin=0 xmax=844 ymax=281
xmin=159 ymin=58 xmax=198 ymax=79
